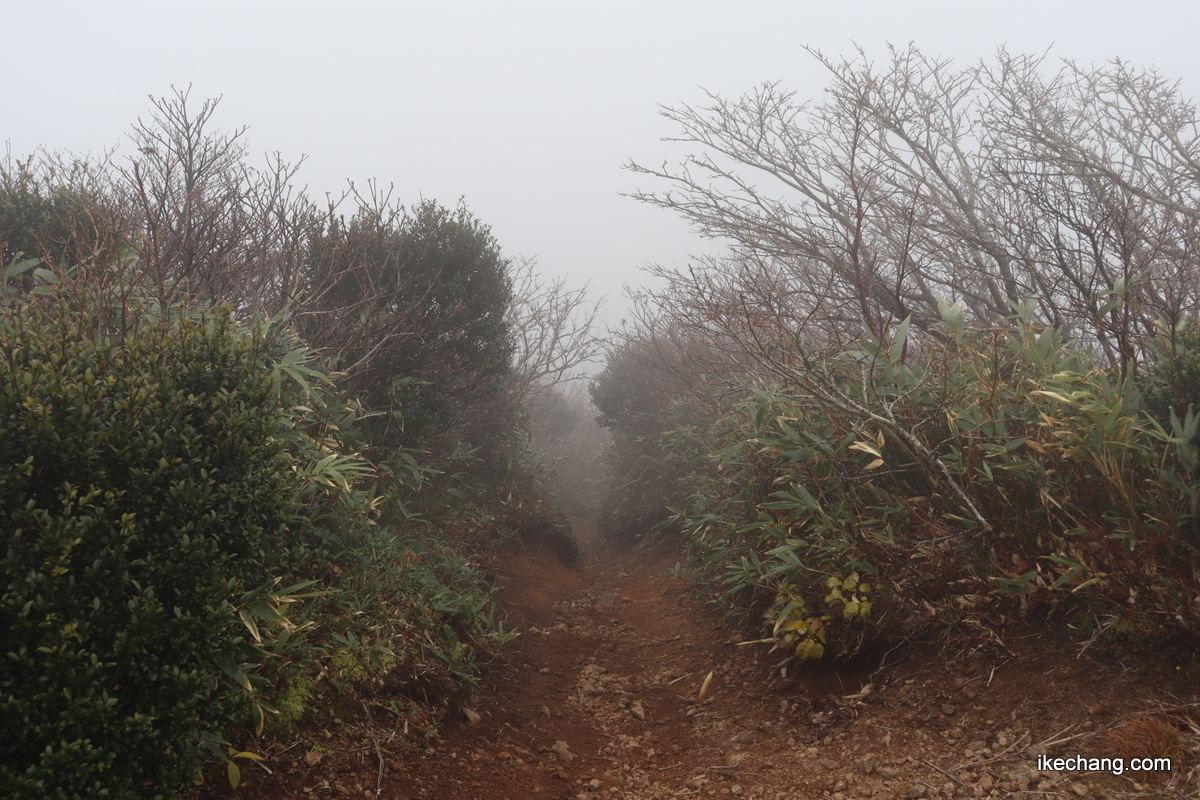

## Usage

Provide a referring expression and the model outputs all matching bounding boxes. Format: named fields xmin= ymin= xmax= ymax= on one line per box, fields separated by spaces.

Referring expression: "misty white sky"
xmin=5 ymin=1 xmax=1199 ymax=330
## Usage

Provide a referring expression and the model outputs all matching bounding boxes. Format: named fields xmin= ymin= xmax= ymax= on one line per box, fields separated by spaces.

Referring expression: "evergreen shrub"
xmin=0 ymin=302 xmax=297 ymax=799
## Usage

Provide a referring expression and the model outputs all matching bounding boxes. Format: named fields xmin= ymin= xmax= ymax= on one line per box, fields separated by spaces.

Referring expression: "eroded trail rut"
xmin=245 ymin=525 xmax=1192 ymax=799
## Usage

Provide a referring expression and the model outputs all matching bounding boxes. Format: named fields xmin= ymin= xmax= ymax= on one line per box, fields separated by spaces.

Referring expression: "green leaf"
xmin=3 ymin=256 xmax=40 ymax=282
xmin=937 ymin=299 xmax=965 ymax=339
xmin=889 ymin=316 xmax=912 ymax=363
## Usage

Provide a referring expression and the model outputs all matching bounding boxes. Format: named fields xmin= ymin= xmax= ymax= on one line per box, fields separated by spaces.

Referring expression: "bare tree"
xmin=122 ymin=86 xmax=315 ymax=314
xmin=505 ymin=256 xmax=602 ymax=408
xmin=627 ymin=46 xmax=1200 ymax=368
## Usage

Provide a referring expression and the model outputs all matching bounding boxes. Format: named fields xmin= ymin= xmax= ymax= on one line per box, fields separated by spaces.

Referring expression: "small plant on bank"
xmin=749 ymin=575 xmax=873 ymax=662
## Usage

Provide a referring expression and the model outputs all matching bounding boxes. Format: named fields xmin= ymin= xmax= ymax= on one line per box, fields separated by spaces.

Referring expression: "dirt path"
xmin=238 ymin=524 xmax=1198 ymax=799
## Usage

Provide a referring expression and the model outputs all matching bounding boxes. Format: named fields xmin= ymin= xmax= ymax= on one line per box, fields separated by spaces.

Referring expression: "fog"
xmin=5 ymin=1 xmax=1199 ymax=329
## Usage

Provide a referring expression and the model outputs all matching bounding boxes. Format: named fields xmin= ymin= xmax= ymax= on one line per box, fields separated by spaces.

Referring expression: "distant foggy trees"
xmin=627 ymin=46 xmax=1200 ymax=372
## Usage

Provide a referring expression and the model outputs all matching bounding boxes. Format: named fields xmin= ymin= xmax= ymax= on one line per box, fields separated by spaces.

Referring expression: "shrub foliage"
xmin=0 ymin=302 xmax=298 ymax=798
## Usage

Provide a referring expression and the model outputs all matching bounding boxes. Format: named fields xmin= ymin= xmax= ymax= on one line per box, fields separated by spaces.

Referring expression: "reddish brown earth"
xmin=218 ymin=523 xmax=1200 ymax=799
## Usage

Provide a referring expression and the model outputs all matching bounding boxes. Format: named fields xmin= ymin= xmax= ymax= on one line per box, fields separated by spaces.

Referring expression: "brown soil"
xmin=221 ymin=523 xmax=1200 ymax=799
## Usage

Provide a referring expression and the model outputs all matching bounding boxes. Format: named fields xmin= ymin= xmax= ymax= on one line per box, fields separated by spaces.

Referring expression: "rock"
xmin=979 ymin=774 xmax=993 ymax=791
xmin=587 ymin=778 xmax=602 ymax=790
xmin=462 ymin=706 xmax=482 ymax=726
xmin=965 ymin=740 xmax=987 ymax=754
xmin=630 ymin=703 xmax=646 ymax=720
xmin=941 ymin=703 xmax=957 ymax=716
xmin=731 ymin=785 xmax=743 ymax=795
xmin=304 ymin=750 xmax=323 ymax=766
xmin=1072 ymin=783 xmax=1089 ymax=796
xmin=556 ymin=770 xmax=571 ymax=781
xmin=822 ymin=759 xmax=840 ymax=770
xmin=551 ymin=741 xmax=575 ymax=762
xmin=908 ymin=783 xmax=928 ymax=798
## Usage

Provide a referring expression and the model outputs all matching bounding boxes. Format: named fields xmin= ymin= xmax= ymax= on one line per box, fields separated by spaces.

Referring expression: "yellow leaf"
xmin=865 ymin=458 xmax=885 ymax=470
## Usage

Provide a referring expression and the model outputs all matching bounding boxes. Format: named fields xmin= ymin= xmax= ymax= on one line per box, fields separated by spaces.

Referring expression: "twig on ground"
xmin=371 ymin=736 xmax=384 ymax=798
xmin=950 ymin=730 xmax=1030 ymax=772
xmin=361 ymin=701 xmax=385 ymax=798
xmin=1076 ymin=615 xmax=1118 ymax=660
xmin=923 ymin=759 xmax=963 ymax=785
xmin=1036 ymin=721 xmax=1088 ymax=750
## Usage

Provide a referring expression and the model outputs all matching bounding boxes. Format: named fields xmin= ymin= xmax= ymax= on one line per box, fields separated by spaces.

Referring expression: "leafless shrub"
xmin=627 ymin=45 xmax=1200 ymax=369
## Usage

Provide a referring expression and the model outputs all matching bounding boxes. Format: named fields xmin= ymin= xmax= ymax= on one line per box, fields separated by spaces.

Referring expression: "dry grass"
xmin=1106 ymin=714 xmax=1184 ymax=762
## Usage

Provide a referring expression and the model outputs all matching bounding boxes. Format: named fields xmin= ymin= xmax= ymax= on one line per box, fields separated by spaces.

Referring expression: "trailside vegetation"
xmin=0 ymin=89 xmax=596 ymax=799
xmin=597 ymin=48 xmax=1200 ymax=666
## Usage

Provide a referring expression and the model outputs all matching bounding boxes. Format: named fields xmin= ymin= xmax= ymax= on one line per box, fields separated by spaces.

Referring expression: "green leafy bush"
xmin=0 ymin=301 xmax=299 ymax=799
xmin=604 ymin=301 xmax=1200 ymax=660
